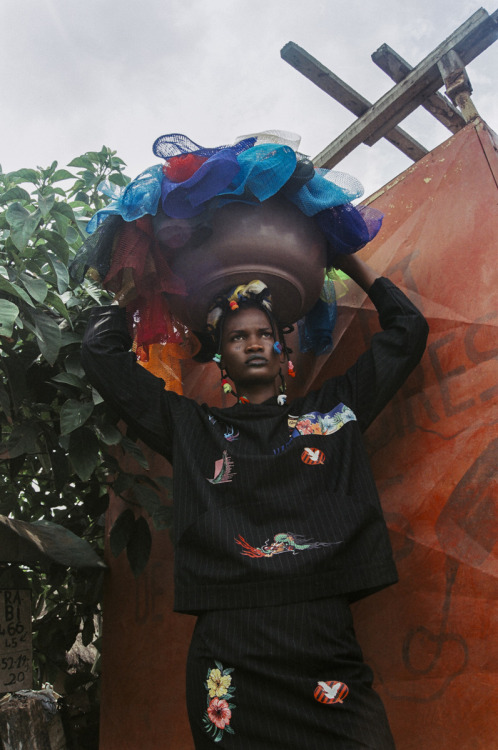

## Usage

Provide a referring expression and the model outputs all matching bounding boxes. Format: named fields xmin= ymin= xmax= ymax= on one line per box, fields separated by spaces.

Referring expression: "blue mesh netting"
xmin=86 ymin=165 xmax=163 ymax=233
xmin=317 ymin=204 xmax=384 ymax=258
xmin=298 ymin=277 xmax=337 ymax=356
xmin=218 ymin=144 xmax=297 ymax=204
xmin=288 ymin=169 xmax=364 ymax=217
xmin=152 ymin=133 xmax=256 ymax=159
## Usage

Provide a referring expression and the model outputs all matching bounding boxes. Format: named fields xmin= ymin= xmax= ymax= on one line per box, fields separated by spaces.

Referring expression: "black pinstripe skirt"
xmin=186 ymin=596 xmax=395 ymax=749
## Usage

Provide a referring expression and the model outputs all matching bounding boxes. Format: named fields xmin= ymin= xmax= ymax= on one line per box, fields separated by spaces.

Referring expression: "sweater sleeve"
xmin=81 ymin=305 xmax=176 ymax=459
xmin=332 ymin=277 xmax=429 ymax=432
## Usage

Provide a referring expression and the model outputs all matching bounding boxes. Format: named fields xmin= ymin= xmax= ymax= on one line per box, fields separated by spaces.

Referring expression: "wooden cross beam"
xmin=280 ymin=42 xmax=428 ymax=162
xmin=371 ymin=44 xmax=467 ymax=134
xmin=281 ymin=7 xmax=498 ymax=168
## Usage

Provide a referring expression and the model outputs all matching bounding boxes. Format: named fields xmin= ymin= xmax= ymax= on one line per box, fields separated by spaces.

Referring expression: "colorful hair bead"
xmin=229 ymin=300 xmax=239 ymax=311
xmin=221 ymin=378 xmax=232 ymax=394
xmin=212 ymin=353 xmax=221 ymax=363
xmin=273 ymin=341 xmax=283 ymax=354
xmin=288 ymin=360 xmax=296 ymax=378
xmin=239 ymin=396 xmax=249 ymax=404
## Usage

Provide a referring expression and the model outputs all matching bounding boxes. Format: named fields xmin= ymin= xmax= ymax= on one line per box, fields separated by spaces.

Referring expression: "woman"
xmin=82 ymin=252 xmax=428 ymax=748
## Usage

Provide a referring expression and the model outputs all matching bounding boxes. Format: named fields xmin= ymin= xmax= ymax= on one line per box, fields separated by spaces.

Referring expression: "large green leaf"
xmin=38 ymin=193 xmax=55 ymax=218
xmin=7 ymin=168 xmax=40 ymax=185
xmin=108 ymin=173 xmax=129 ymax=187
xmin=51 ymin=372 xmax=87 ymax=390
xmin=126 ymin=516 xmax=152 ymax=577
xmin=69 ymin=427 xmax=100 ymax=481
xmin=31 ymin=310 xmax=61 ymax=365
xmin=0 ymin=187 xmax=31 ymax=204
xmin=0 ymin=273 xmax=34 ymax=307
xmin=68 ymin=155 xmax=94 ymax=170
xmin=133 ymin=484 xmax=162 ymax=516
xmin=45 ymin=290 xmax=71 ymax=324
xmin=109 ymin=509 xmax=135 ymax=558
xmin=120 ymin=436 xmax=149 ymax=469
xmin=52 ymin=169 xmax=74 ymax=182
xmin=50 ymin=202 xmax=75 ymax=237
xmin=5 ymin=203 xmax=42 ymax=251
xmin=0 ymin=299 xmax=20 ymax=337
xmin=39 ymin=229 xmax=70 ymax=264
xmin=1 ymin=422 xmax=39 ymax=458
xmin=20 ymin=272 xmax=48 ymax=303
xmin=45 ymin=255 xmax=69 ymax=293
xmin=95 ymin=422 xmax=122 ymax=445
xmin=60 ymin=399 xmax=94 ymax=434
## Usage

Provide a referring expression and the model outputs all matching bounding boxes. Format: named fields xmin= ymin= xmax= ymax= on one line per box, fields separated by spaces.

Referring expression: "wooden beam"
xmin=371 ymin=43 xmax=467 ymax=134
xmin=311 ymin=8 xmax=498 ymax=167
xmin=437 ymin=50 xmax=480 ymax=122
xmin=280 ymin=42 xmax=428 ymax=162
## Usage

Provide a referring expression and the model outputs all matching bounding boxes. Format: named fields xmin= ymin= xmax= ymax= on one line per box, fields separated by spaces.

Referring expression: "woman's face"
xmin=220 ymin=306 xmax=282 ymax=391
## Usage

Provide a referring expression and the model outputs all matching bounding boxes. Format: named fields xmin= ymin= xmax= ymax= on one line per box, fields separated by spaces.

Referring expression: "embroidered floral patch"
xmin=202 ymin=661 xmax=236 ymax=742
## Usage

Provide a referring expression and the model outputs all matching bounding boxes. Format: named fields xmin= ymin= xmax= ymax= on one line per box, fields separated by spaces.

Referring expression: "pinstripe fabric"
xmin=82 ymin=278 xmax=428 ymax=614
xmin=82 ymin=278 xmax=428 ymax=748
xmin=187 ymin=597 xmax=396 ymax=748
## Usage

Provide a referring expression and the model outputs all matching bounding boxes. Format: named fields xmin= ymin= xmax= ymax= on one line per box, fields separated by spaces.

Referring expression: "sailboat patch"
xmin=207 ymin=450 xmax=236 ymax=484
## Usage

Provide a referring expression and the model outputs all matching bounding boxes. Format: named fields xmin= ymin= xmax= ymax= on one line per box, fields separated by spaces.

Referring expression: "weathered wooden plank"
xmin=437 ymin=50 xmax=480 ymax=122
xmin=280 ymin=42 xmax=428 ymax=161
xmin=371 ymin=43 xmax=467 ymax=134
xmin=311 ymin=8 xmax=498 ymax=167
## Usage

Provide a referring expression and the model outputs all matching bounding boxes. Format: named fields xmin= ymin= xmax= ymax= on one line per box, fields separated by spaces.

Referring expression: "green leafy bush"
xmin=0 ymin=148 xmax=172 ymax=739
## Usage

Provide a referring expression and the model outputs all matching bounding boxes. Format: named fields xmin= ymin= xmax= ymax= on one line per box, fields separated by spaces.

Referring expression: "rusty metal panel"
xmin=312 ymin=118 xmax=498 ymax=749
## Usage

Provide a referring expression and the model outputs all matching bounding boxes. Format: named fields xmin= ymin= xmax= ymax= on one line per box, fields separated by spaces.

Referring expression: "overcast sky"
xmin=2 ymin=0 xmax=497 ymax=198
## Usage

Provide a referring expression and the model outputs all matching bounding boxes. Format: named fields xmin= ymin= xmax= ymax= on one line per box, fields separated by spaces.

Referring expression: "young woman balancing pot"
xmin=82 ymin=252 xmax=428 ymax=748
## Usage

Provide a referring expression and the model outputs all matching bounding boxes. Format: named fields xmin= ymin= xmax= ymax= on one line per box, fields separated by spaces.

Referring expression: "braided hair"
xmin=193 ymin=280 xmax=293 ymax=364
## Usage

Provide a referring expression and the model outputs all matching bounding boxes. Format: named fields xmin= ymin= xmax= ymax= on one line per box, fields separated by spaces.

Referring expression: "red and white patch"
xmin=314 ymin=680 xmax=349 ymax=705
xmin=301 ymin=447 xmax=325 ymax=465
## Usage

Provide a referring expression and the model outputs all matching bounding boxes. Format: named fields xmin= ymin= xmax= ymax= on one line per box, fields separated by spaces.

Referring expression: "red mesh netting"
xmin=102 ymin=216 xmax=198 ymax=388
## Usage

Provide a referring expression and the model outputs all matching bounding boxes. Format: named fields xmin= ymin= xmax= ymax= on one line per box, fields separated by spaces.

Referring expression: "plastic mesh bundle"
xmin=288 ymin=169 xmax=364 ymax=217
xmin=153 ymin=133 xmax=256 ymax=160
xmin=160 ymin=149 xmax=241 ymax=218
xmin=73 ymin=129 xmax=385 ymax=368
xmin=316 ymin=204 xmax=384 ymax=259
xmin=218 ymin=144 xmax=297 ymax=203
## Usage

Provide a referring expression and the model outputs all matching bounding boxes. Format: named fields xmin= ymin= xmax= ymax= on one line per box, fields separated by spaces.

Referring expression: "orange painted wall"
xmin=99 ymin=119 xmax=498 ymax=749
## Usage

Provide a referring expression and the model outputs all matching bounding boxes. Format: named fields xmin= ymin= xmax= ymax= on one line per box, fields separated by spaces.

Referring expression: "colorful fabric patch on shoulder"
xmin=314 ymin=680 xmax=349 ymax=705
xmin=293 ymin=403 xmax=356 ymax=437
xmin=301 ymin=447 xmax=326 ymax=465
xmin=202 ymin=662 xmax=236 ymax=741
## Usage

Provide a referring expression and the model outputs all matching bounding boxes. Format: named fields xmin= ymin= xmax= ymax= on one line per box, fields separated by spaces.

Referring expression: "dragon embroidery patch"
xmin=235 ymin=532 xmax=338 ymax=558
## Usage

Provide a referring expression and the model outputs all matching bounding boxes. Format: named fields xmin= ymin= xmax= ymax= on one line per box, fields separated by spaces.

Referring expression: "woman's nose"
xmin=246 ymin=336 xmax=263 ymax=351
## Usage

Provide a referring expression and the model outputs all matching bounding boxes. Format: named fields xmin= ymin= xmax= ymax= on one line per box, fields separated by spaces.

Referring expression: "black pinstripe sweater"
xmin=82 ymin=278 xmax=428 ymax=612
